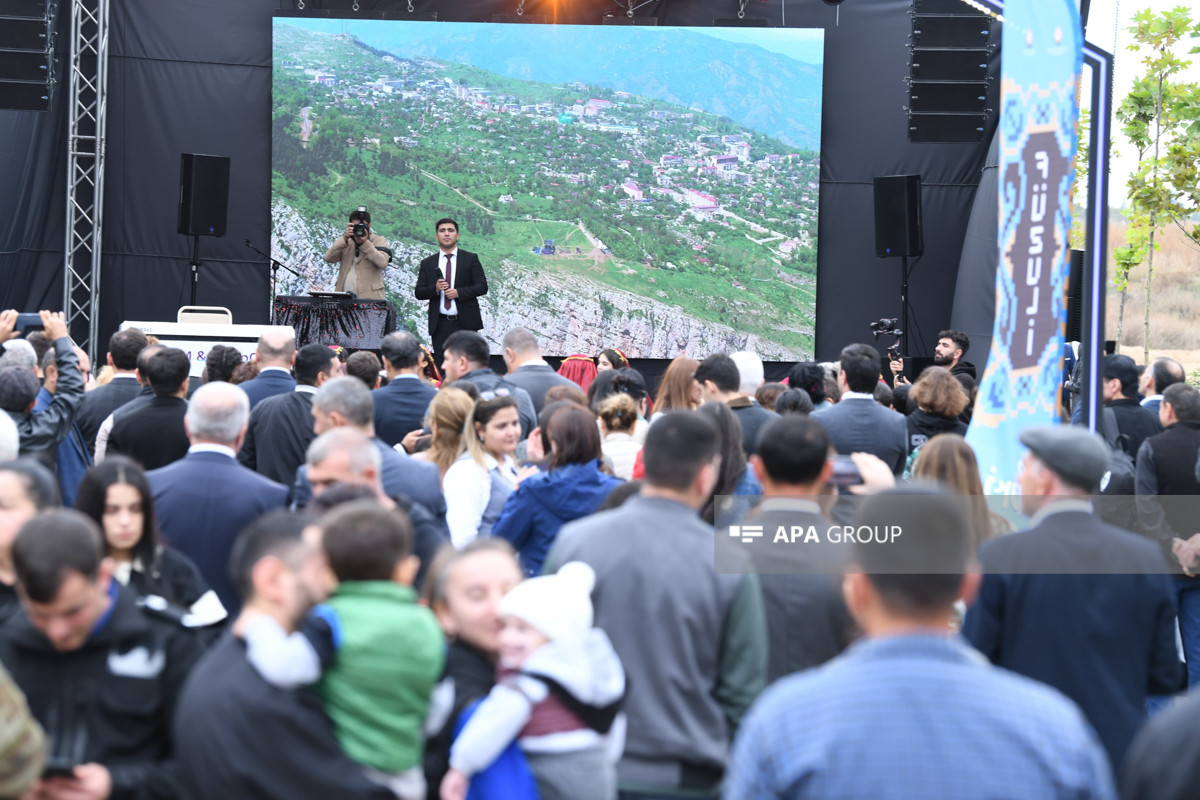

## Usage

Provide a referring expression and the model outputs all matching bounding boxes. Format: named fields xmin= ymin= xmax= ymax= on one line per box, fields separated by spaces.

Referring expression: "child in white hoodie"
xmin=440 ymin=561 xmax=625 ymax=800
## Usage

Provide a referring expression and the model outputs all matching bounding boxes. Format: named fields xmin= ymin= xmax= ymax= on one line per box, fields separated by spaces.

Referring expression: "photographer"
xmin=324 ymin=206 xmax=390 ymax=300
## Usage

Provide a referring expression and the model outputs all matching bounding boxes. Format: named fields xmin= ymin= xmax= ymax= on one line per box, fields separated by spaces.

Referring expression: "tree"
xmin=1113 ymin=7 xmax=1200 ymax=363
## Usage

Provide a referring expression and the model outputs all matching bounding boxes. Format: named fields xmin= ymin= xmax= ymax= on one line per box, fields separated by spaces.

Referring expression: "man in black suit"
xmin=501 ymin=327 xmax=574 ymax=415
xmin=238 ymin=329 xmax=298 ymax=409
xmin=93 ymin=343 xmax=161 ymax=461
xmin=441 ymin=331 xmax=536 ymax=438
xmin=107 ymin=347 xmax=192 ymax=470
xmin=962 ymin=424 xmax=1183 ymax=775
xmin=74 ymin=327 xmax=148 ymax=455
xmin=1103 ymin=353 xmax=1162 ymax=459
xmin=1137 ymin=356 xmax=1185 ymax=415
xmin=372 ymin=330 xmax=438 ymax=448
xmin=695 ymin=352 xmax=777 ymax=458
xmin=291 ymin=377 xmax=448 ymax=536
xmin=239 ymin=343 xmax=338 ymax=487
xmin=811 ymin=343 xmax=908 ymax=475
xmin=414 ymin=217 xmax=488 ymax=365
xmin=148 ymin=381 xmax=289 ymax=614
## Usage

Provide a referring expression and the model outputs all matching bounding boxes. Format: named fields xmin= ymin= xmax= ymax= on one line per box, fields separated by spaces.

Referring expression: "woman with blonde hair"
xmin=651 ymin=356 xmax=700 ymax=420
xmin=411 ymin=387 xmax=475 ymax=485
xmin=912 ymin=433 xmax=1010 ymax=552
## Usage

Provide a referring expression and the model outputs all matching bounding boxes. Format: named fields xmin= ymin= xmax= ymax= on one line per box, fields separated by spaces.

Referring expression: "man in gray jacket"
xmin=0 ymin=311 xmax=84 ymax=460
xmin=546 ymin=410 xmax=768 ymax=799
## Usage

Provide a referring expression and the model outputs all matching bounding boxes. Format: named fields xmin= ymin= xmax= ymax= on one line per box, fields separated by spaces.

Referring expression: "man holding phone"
xmin=0 ymin=310 xmax=85 ymax=460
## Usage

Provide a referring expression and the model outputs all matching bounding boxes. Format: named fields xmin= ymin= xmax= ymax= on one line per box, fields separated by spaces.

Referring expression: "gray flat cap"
xmin=1019 ymin=425 xmax=1111 ymax=492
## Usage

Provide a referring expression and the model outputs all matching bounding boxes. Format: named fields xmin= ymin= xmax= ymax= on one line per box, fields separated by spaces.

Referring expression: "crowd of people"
xmin=0 ymin=307 xmax=1196 ymax=799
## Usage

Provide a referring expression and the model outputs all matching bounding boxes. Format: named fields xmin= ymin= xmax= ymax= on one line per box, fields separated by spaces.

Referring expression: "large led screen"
xmin=271 ymin=17 xmax=823 ymax=359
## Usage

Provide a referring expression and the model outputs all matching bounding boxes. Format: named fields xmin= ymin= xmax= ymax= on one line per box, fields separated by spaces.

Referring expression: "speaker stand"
xmin=189 ymin=234 xmax=202 ymax=306
xmin=899 ymin=255 xmax=911 ymax=358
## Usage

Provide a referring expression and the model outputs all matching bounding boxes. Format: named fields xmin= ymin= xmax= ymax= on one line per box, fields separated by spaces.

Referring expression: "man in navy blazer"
xmin=238 ymin=329 xmax=298 ymax=409
xmin=372 ymin=331 xmax=438 ymax=448
xmin=962 ymin=425 xmax=1183 ymax=775
xmin=413 ymin=217 xmax=488 ymax=365
xmin=149 ymin=382 xmax=288 ymax=615
xmin=811 ymin=343 xmax=907 ymax=475
xmin=293 ymin=377 xmax=447 ymax=535
xmin=500 ymin=327 xmax=574 ymax=415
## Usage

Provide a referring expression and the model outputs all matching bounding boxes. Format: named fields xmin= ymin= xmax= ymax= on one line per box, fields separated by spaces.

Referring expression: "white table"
xmin=120 ymin=321 xmax=295 ymax=377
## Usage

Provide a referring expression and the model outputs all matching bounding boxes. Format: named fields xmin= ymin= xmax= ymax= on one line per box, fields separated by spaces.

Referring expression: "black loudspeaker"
xmin=873 ymin=175 xmax=924 ymax=258
xmin=177 ymin=154 xmax=230 ymax=237
xmin=1065 ymin=249 xmax=1085 ymax=342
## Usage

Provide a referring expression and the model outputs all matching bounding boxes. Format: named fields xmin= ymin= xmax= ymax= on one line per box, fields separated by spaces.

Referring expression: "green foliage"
xmin=1112 ymin=6 xmax=1200 ymax=354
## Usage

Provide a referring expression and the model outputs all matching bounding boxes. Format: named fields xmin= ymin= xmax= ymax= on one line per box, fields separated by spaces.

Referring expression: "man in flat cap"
xmin=962 ymin=424 xmax=1182 ymax=778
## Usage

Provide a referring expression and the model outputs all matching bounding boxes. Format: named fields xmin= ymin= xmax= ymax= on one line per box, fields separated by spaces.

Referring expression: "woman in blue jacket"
xmin=492 ymin=404 xmax=623 ymax=577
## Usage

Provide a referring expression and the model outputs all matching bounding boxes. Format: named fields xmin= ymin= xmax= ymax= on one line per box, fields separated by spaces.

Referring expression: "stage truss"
xmin=63 ymin=0 xmax=109 ymax=358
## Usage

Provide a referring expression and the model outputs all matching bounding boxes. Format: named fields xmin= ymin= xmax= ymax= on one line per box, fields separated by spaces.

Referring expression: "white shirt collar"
xmin=1029 ymin=498 xmax=1094 ymax=526
xmin=440 ymin=248 xmax=459 ymax=259
xmin=390 ymin=373 xmax=420 ymax=381
xmin=258 ymin=366 xmax=291 ymax=376
xmin=188 ymin=443 xmax=237 ymax=459
xmin=516 ymin=358 xmax=550 ymax=368
xmin=840 ymin=391 xmax=876 ymax=401
xmin=1141 ymin=395 xmax=1162 ymax=406
xmin=295 ymin=385 xmax=317 ymax=394
xmin=758 ymin=497 xmax=824 ymax=516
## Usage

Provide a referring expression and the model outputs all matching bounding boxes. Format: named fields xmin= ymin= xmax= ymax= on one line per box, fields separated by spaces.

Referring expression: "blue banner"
xmin=967 ymin=0 xmax=1082 ymax=497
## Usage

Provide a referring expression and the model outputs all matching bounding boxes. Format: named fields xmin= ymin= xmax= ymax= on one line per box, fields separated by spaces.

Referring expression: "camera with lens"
xmin=352 ymin=222 xmax=367 ymax=238
xmin=869 ymin=318 xmax=901 ymax=335
xmin=351 ymin=205 xmax=370 ymax=238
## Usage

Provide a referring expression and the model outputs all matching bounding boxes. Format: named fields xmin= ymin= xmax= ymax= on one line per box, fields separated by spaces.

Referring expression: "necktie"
xmin=444 ymin=254 xmax=453 ymax=310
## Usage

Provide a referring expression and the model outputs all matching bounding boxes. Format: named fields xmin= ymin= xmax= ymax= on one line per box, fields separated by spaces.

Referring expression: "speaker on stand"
xmin=177 ymin=153 xmax=231 ymax=306
xmin=874 ymin=174 xmax=924 ymax=360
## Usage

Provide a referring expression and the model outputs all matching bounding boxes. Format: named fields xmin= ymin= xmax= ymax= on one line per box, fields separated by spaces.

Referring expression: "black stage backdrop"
xmin=0 ymin=0 xmax=999 ymax=363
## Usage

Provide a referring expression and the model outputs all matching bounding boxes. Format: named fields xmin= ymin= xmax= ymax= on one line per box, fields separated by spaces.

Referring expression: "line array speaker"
xmin=0 ymin=0 xmax=52 ymax=111
xmin=907 ymin=0 xmax=994 ymax=143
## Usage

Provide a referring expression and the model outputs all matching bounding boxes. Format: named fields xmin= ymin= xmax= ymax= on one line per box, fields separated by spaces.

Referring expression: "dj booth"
xmin=272 ymin=295 xmax=396 ymax=350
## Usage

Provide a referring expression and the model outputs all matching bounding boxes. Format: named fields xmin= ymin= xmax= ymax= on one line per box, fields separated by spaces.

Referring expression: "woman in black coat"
xmin=75 ymin=456 xmax=226 ymax=626
xmin=906 ymin=366 xmax=970 ymax=456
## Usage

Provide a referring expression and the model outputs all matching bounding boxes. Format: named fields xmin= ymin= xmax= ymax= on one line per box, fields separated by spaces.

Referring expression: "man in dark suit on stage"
xmin=238 ymin=343 xmax=339 ymax=488
xmin=149 ymin=381 xmax=289 ymax=615
xmin=372 ymin=331 xmax=438 ymax=448
xmin=74 ymin=327 xmax=148 ymax=455
xmin=238 ymin=329 xmax=297 ymax=409
xmin=962 ymin=424 xmax=1183 ymax=775
xmin=414 ymin=217 xmax=488 ymax=365
xmin=107 ymin=347 xmax=192 ymax=470
xmin=501 ymin=327 xmax=574 ymax=415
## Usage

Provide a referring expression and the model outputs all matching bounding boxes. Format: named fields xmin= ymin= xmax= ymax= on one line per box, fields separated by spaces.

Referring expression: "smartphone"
xmin=41 ymin=759 xmax=78 ymax=779
xmin=829 ymin=455 xmax=864 ymax=487
xmin=15 ymin=312 xmax=43 ymax=332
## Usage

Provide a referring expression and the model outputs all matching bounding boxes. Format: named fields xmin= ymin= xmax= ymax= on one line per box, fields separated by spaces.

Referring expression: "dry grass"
xmin=1106 ymin=220 xmax=1200 ymax=358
